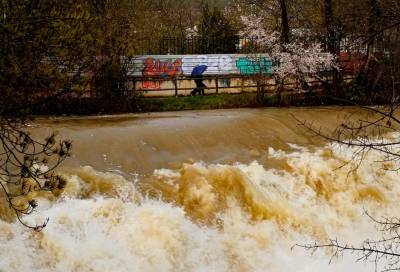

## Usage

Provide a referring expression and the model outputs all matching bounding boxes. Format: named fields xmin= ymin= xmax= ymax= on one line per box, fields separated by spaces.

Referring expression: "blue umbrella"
xmin=191 ymin=65 xmax=208 ymax=77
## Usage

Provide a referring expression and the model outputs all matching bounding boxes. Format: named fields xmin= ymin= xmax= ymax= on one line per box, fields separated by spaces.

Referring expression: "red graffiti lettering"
xmin=142 ymin=80 xmax=160 ymax=90
xmin=143 ymin=58 xmax=182 ymax=78
xmin=339 ymin=52 xmax=366 ymax=74
xmin=141 ymin=58 xmax=182 ymax=90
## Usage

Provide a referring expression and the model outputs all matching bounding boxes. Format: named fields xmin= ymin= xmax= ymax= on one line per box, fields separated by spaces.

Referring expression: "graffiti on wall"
xmin=142 ymin=58 xmax=182 ymax=89
xmin=181 ymin=55 xmax=233 ymax=75
xmin=219 ymin=78 xmax=231 ymax=88
xmin=126 ymin=54 xmax=275 ymax=90
xmin=236 ymin=57 xmax=273 ymax=76
xmin=143 ymin=58 xmax=182 ymax=77
xmin=339 ymin=52 xmax=366 ymax=74
xmin=141 ymin=80 xmax=161 ymax=90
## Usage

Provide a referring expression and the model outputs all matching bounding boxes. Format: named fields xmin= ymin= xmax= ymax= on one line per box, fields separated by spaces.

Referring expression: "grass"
xmin=137 ymin=93 xmax=260 ymax=112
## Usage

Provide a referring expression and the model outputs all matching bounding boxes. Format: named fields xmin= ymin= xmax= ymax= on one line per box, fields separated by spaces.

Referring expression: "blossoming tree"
xmin=240 ymin=14 xmax=337 ymax=103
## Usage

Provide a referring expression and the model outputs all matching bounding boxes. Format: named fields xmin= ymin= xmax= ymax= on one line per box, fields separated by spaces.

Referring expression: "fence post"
xmin=131 ymin=78 xmax=136 ymax=97
xmin=216 ymin=76 xmax=219 ymax=94
xmin=256 ymin=78 xmax=262 ymax=103
xmin=173 ymin=78 xmax=178 ymax=97
xmin=261 ymin=79 xmax=265 ymax=100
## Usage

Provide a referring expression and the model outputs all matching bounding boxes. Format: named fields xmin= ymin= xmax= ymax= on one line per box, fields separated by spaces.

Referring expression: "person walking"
xmin=190 ymin=65 xmax=208 ymax=96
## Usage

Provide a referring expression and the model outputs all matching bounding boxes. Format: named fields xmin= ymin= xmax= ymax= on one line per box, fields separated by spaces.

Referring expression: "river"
xmin=1 ymin=107 xmax=399 ymax=271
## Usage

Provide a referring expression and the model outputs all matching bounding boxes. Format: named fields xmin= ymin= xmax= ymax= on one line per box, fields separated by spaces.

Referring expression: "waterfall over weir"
xmin=1 ymin=107 xmax=398 ymax=272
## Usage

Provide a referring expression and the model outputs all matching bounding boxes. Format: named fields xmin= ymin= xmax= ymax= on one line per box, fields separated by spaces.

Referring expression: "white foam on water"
xmin=1 ymin=139 xmax=399 ymax=272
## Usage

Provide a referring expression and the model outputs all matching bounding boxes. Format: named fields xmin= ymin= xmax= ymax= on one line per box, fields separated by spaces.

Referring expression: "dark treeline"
xmin=0 ymin=0 xmax=232 ymax=112
xmin=0 ymin=0 xmax=399 ymax=115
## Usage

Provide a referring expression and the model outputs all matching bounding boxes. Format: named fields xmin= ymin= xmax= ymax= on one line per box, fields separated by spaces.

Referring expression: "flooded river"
xmin=1 ymin=107 xmax=399 ymax=271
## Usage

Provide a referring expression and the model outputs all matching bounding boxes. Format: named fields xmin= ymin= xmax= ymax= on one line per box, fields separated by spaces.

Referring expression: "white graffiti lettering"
xmin=182 ymin=55 xmax=233 ymax=75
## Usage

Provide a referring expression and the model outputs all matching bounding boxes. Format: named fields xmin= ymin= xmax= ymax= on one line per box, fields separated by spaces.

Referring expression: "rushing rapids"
xmin=0 ymin=108 xmax=399 ymax=272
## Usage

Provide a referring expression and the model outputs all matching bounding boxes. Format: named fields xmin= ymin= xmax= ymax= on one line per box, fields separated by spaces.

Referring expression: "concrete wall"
xmin=123 ymin=52 xmax=358 ymax=97
xmin=126 ymin=54 xmax=275 ymax=96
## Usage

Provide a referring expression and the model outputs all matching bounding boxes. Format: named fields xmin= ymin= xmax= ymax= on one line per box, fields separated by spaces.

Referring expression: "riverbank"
xmin=30 ymin=91 xmax=332 ymax=116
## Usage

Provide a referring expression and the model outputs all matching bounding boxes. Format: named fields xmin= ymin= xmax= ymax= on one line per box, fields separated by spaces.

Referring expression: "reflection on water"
xmin=1 ymin=107 xmax=398 ymax=271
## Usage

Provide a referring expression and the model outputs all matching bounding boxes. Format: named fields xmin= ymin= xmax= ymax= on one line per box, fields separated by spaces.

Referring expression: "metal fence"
xmin=133 ymin=37 xmax=261 ymax=55
xmin=133 ymin=36 xmax=375 ymax=56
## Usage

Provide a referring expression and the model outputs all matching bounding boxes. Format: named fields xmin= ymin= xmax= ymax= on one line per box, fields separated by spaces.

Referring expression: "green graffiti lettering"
xmin=236 ymin=57 xmax=273 ymax=75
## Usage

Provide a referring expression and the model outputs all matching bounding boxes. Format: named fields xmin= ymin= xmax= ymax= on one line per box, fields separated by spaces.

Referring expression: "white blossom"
xmin=240 ymin=15 xmax=337 ymax=88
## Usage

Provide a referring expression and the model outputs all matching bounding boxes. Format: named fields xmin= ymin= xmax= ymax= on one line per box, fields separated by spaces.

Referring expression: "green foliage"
xmin=343 ymin=80 xmax=370 ymax=103
xmin=0 ymin=0 xmax=137 ymax=114
xmin=0 ymin=0 xmax=92 ymax=113
xmin=198 ymin=4 xmax=238 ymax=53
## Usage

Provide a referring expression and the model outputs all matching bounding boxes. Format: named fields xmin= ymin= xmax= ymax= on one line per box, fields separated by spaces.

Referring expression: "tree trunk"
xmin=359 ymin=0 xmax=382 ymax=94
xmin=277 ymin=0 xmax=290 ymax=103
xmin=323 ymin=0 xmax=335 ymax=55
xmin=323 ymin=0 xmax=343 ymax=97
xmin=279 ymin=0 xmax=290 ymax=45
